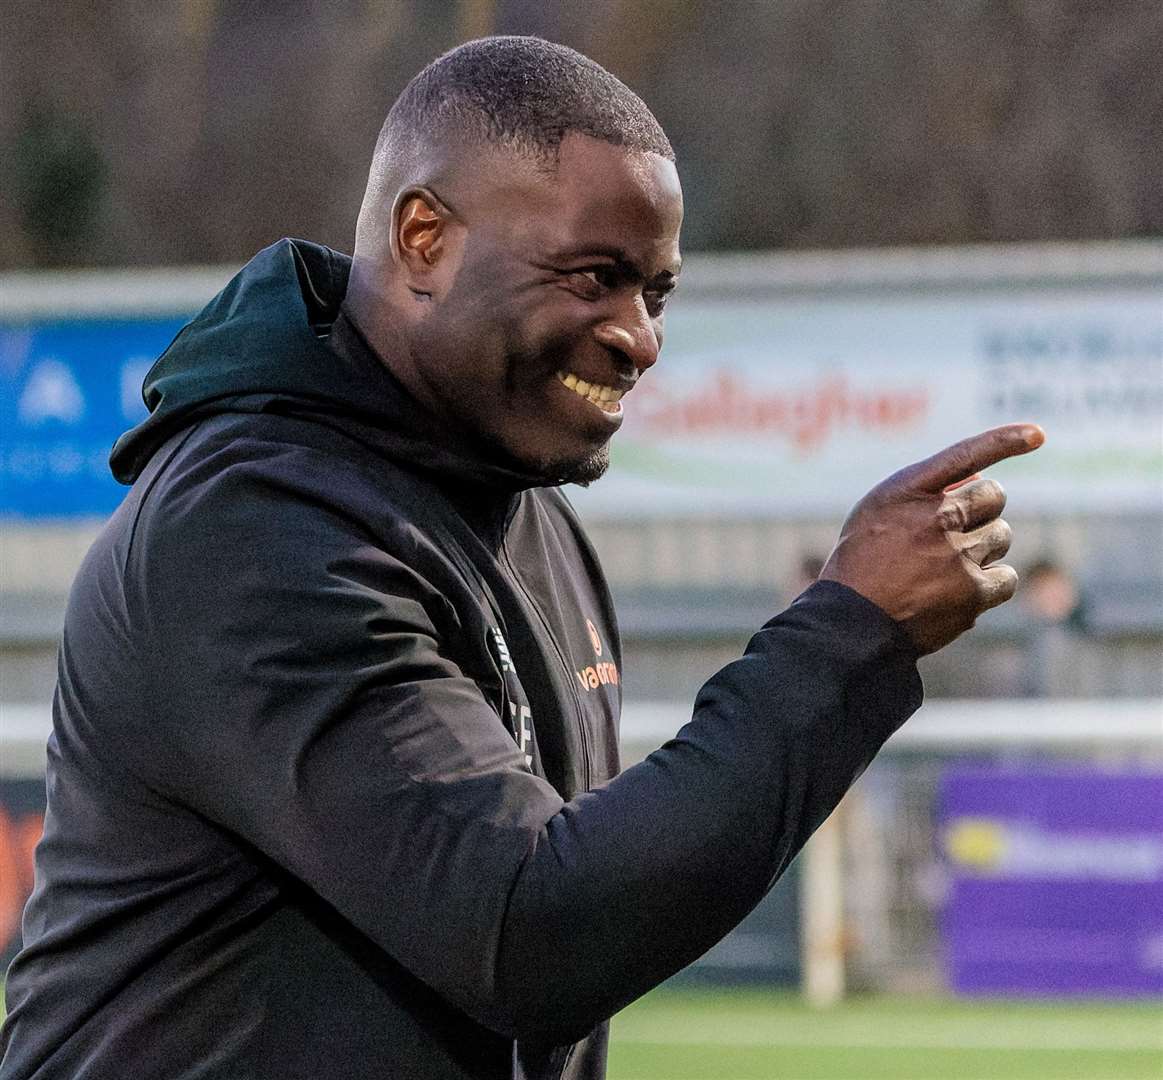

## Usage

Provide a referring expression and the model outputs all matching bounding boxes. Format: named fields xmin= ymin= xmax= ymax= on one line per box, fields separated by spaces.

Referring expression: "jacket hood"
xmin=110 ymin=238 xmax=547 ymax=492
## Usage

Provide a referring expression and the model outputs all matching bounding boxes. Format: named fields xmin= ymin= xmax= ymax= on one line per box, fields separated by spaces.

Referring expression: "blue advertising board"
xmin=0 ymin=317 xmax=188 ymax=518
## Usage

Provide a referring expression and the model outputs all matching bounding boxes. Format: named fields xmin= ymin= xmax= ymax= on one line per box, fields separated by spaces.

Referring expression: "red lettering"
xmin=634 ymin=370 xmax=930 ymax=449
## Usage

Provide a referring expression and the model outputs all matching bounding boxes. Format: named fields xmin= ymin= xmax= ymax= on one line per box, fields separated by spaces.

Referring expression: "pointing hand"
xmin=819 ymin=423 xmax=1046 ymax=655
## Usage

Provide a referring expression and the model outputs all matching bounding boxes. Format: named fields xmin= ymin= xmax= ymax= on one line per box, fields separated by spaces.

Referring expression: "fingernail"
xmin=1021 ymin=424 xmax=1045 ymax=449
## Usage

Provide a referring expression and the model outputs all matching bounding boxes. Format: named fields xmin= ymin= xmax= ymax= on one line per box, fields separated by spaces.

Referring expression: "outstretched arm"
xmin=124 ymin=423 xmax=1040 ymax=1045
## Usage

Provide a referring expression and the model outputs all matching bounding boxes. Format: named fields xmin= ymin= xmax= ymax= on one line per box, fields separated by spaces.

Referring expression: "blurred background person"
xmin=1016 ymin=556 xmax=1088 ymax=696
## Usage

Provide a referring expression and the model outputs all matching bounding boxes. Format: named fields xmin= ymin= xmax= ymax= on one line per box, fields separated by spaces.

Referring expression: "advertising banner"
xmin=937 ymin=765 xmax=1163 ymax=996
xmin=569 ymin=287 xmax=1163 ymax=518
xmin=0 ymin=317 xmax=185 ymax=518
xmin=2 ymin=277 xmax=1160 ymax=520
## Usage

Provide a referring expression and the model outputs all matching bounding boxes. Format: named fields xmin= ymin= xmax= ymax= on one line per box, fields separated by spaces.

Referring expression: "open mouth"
xmin=556 ymin=371 xmax=625 ymax=414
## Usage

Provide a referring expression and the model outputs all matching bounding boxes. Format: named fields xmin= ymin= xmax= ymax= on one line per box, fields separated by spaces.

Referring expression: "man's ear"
xmin=392 ymin=188 xmax=460 ymax=296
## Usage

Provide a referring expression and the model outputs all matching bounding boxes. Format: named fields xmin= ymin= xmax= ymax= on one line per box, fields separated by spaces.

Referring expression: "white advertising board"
xmin=2 ymin=243 xmax=1159 ymax=522
xmin=569 ymin=283 xmax=1163 ymax=519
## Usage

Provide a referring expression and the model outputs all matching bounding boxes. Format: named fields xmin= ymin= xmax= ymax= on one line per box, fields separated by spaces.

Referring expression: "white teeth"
xmin=556 ymin=371 xmax=625 ymax=411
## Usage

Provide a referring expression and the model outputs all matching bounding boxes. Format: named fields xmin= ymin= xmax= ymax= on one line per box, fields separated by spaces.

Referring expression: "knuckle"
xmin=937 ymin=498 xmax=968 ymax=532
xmin=944 ymin=442 xmax=969 ymax=468
xmin=980 ymin=478 xmax=1006 ymax=511
xmin=945 ymin=447 xmax=974 ymax=481
xmin=963 ymin=478 xmax=1000 ymax=511
xmin=980 ymin=528 xmax=1012 ymax=568
xmin=966 ymin=538 xmax=990 ymax=564
xmin=984 ymin=565 xmax=1018 ymax=606
xmin=991 ymin=427 xmax=1018 ymax=456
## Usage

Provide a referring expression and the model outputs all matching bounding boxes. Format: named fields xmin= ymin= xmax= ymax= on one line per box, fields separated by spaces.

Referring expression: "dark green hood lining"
xmin=110 ymin=239 xmax=551 ymax=493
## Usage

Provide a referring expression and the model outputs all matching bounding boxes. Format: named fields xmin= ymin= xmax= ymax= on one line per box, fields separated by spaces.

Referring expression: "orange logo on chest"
xmin=576 ymin=661 xmax=619 ymax=691
xmin=577 ymin=616 xmax=618 ymax=692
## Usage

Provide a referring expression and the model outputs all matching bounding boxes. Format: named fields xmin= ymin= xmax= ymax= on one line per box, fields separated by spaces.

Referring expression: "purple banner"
xmin=938 ymin=765 xmax=1163 ymax=996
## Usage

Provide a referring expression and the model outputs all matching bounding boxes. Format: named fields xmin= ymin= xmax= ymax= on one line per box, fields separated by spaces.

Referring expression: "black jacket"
xmin=1 ymin=240 xmax=922 ymax=1079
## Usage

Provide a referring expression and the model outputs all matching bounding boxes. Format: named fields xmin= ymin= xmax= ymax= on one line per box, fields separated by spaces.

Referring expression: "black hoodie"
xmin=1 ymin=240 xmax=922 ymax=1080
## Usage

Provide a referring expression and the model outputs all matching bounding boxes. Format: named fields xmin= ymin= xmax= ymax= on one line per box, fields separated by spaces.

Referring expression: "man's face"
xmin=410 ymin=135 xmax=683 ymax=484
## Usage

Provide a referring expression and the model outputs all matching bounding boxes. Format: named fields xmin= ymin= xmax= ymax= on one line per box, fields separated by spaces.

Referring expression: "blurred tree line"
xmin=1 ymin=0 xmax=1160 ymax=269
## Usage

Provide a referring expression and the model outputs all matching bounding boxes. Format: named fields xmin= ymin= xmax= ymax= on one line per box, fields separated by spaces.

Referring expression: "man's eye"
xmin=568 ymin=268 xmax=619 ymax=294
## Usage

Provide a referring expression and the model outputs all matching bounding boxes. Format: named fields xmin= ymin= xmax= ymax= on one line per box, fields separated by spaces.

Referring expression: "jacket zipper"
xmin=499 ymin=539 xmax=592 ymax=792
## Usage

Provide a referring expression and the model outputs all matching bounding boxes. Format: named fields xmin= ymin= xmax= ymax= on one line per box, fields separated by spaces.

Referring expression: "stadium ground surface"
xmin=606 ymin=988 xmax=1163 ymax=1080
xmin=1 ymin=984 xmax=1159 ymax=1077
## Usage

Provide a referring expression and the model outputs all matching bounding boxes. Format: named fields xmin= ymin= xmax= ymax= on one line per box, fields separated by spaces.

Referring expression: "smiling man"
xmin=345 ymin=50 xmax=683 ymax=487
xmin=1 ymin=37 xmax=1040 ymax=1080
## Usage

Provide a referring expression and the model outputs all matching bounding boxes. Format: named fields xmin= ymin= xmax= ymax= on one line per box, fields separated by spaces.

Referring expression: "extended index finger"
xmin=905 ymin=423 xmax=1045 ymax=493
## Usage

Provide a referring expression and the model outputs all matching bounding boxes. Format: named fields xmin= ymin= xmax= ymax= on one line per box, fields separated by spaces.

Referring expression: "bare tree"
xmin=1 ymin=0 xmax=1159 ymax=269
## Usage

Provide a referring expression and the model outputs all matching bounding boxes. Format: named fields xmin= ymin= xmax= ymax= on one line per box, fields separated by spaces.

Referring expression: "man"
xmin=1 ymin=36 xmax=1040 ymax=1080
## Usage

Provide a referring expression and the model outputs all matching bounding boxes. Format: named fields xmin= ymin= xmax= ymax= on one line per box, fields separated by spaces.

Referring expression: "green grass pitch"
xmin=607 ymin=988 xmax=1163 ymax=1080
xmin=2 ymin=983 xmax=1160 ymax=1077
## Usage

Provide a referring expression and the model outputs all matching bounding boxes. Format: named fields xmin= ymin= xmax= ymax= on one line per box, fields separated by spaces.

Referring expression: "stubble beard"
xmin=496 ymin=340 xmax=614 ymax=486
xmin=544 ymin=443 xmax=610 ymax=487
xmin=508 ymin=438 xmax=610 ymax=487
xmin=472 ymin=422 xmax=611 ymax=487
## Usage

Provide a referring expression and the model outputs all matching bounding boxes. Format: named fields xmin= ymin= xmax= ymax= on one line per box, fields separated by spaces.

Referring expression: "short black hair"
xmin=378 ymin=36 xmax=673 ymax=165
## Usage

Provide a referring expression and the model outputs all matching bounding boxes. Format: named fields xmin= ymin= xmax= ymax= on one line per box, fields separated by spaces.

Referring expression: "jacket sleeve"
xmin=126 ymin=456 xmax=921 ymax=1045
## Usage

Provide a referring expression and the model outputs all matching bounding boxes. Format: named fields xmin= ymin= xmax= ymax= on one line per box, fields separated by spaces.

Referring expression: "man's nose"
xmin=592 ymin=301 xmax=661 ymax=373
